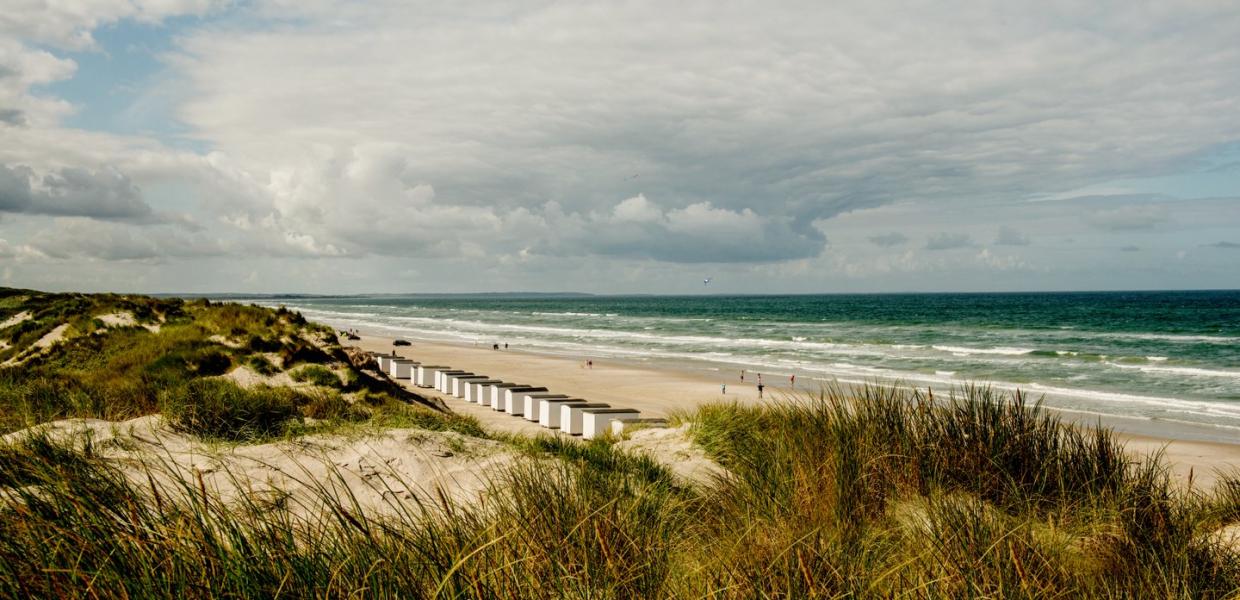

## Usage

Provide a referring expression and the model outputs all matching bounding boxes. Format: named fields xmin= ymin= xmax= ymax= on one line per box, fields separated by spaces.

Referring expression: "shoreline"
xmin=347 ymin=329 xmax=1240 ymax=491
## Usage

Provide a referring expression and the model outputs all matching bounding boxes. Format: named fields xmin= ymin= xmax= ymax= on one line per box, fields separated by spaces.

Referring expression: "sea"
xmin=250 ymin=291 xmax=1240 ymax=440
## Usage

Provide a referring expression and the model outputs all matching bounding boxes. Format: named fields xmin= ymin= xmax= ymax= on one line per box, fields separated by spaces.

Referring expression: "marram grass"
xmin=2 ymin=386 xmax=1240 ymax=598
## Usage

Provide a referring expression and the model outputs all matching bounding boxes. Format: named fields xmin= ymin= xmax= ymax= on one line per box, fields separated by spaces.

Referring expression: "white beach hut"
xmin=522 ymin=393 xmax=570 ymax=422
xmin=453 ymin=375 xmax=489 ymax=398
xmin=581 ymin=408 xmax=641 ymax=439
xmin=560 ymin=403 xmax=611 ymax=436
xmin=465 ymin=380 xmax=501 ymax=403
xmin=437 ymin=371 xmax=470 ymax=393
xmin=416 ymin=366 xmax=450 ymax=388
xmin=446 ymin=373 xmax=476 ymax=395
xmin=488 ymin=383 xmax=523 ymax=408
xmin=389 ymin=358 xmax=416 ymax=380
xmin=539 ymin=398 xmax=587 ymax=428
xmin=504 ymin=387 xmax=548 ymax=415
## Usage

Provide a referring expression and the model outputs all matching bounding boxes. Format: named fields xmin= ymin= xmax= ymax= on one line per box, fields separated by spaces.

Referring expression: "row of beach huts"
xmin=369 ymin=352 xmax=667 ymax=439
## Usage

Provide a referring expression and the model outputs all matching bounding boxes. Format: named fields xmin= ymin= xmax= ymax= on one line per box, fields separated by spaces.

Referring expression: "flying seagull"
xmin=703 ymin=277 xmax=712 ymax=286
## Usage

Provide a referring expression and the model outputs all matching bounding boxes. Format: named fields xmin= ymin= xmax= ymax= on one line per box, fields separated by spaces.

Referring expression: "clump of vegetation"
xmin=290 ymin=364 xmax=342 ymax=388
xmin=301 ymin=390 xmax=368 ymax=422
xmin=160 ymin=379 xmax=302 ymax=442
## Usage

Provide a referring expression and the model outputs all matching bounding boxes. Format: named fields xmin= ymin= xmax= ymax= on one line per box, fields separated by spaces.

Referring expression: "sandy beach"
xmin=353 ymin=333 xmax=1240 ymax=491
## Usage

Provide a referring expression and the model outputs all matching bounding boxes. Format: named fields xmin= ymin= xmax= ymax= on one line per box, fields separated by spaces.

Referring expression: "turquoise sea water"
xmin=258 ymin=291 xmax=1240 ymax=434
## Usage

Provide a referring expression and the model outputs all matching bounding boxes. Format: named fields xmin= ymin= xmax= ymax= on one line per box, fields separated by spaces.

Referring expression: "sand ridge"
xmin=5 ymin=415 xmax=522 ymax=520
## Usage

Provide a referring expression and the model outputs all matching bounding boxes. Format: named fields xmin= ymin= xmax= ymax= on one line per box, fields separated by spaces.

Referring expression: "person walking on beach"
xmin=740 ymin=370 xmax=745 ymax=382
xmin=790 ymin=374 xmax=796 ymax=388
xmin=757 ymin=383 xmax=765 ymax=398
xmin=722 ymin=383 xmax=727 ymax=395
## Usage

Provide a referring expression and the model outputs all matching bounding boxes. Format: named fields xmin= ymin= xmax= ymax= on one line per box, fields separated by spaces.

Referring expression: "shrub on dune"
xmin=160 ymin=379 xmax=301 ymax=442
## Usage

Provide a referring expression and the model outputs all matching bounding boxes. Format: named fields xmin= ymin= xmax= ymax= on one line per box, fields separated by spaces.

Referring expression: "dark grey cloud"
xmin=1120 ymin=245 xmax=1141 ymax=252
xmin=925 ymin=233 xmax=973 ymax=251
xmin=0 ymin=109 xmax=24 ymax=126
xmin=868 ymin=232 xmax=908 ymax=247
xmin=994 ymin=226 xmax=1030 ymax=246
xmin=1205 ymin=241 xmax=1240 ymax=249
xmin=0 ymin=164 xmax=156 ymax=221
xmin=563 ymin=197 xmax=824 ymax=263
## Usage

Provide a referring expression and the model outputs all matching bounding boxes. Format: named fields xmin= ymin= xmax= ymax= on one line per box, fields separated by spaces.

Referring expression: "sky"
xmin=0 ymin=1 xmax=1237 ymax=295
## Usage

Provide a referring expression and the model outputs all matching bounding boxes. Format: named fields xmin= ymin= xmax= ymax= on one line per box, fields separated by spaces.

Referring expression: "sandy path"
xmin=355 ymin=334 xmax=1240 ymax=491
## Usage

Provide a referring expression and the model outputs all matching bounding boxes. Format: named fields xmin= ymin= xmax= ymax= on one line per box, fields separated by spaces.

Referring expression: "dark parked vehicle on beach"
xmin=393 ymin=339 xmax=411 ymax=346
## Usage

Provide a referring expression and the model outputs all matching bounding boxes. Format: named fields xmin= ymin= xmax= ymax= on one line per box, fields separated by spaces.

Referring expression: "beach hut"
xmin=504 ymin=387 xmax=548 ymax=415
xmin=376 ymin=355 xmax=393 ymax=372
xmin=447 ymin=373 xmax=477 ymax=396
xmin=416 ymin=365 xmax=450 ymax=387
xmin=522 ymin=393 xmax=570 ymax=422
xmin=437 ymin=371 xmax=470 ymax=393
xmin=610 ymin=418 xmax=669 ymax=437
xmin=539 ymin=398 xmax=588 ymax=428
xmin=560 ymin=403 xmax=611 ymax=436
xmin=453 ymin=375 xmax=489 ymax=398
xmin=465 ymin=380 xmax=501 ymax=403
xmin=483 ymin=381 xmax=518 ymax=406
xmin=389 ymin=358 xmax=417 ymax=380
xmin=581 ymin=408 xmax=641 ymax=439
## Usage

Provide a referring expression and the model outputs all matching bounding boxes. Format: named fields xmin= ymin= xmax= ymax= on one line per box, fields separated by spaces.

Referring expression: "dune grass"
xmin=2 ymin=385 xmax=1239 ymax=598
xmin=0 ymin=288 xmax=441 ymax=434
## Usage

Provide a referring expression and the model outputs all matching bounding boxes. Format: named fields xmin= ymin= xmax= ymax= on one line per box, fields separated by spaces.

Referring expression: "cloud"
xmin=3 ymin=2 xmax=1240 ymax=292
xmin=0 ymin=109 xmax=23 ymax=126
xmin=925 ymin=233 xmax=974 ymax=251
xmin=0 ymin=164 xmax=159 ymax=222
xmin=868 ymin=232 xmax=908 ymax=247
xmin=994 ymin=225 xmax=1030 ymax=246
xmin=26 ymin=219 xmax=226 ymax=261
xmin=1121 ymin=245 xmax=1141 ymax=252
xmin=1086 ymin=204 xmax=1171 ymax=231
xmin=567 ymin=196 xmax=825 ymax=263
xmin=0 ymin=0 xmax=225 ymax=50
xmin=1205 ymin=241 xmax=1240 ymax=249
xmin=167 ymin=2 xmax=1240 ymax=236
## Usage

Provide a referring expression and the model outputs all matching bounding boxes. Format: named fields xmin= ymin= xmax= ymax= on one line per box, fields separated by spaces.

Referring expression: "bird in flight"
xmin=703 ymin=277 xmax=712 ymax=286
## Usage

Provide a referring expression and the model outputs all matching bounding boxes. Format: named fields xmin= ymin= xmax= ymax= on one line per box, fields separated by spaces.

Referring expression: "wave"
xmin=932 ymin=345 xmax=1034 ymax=356
xmin=1105 ymin=362 xmax=1240 ymax=380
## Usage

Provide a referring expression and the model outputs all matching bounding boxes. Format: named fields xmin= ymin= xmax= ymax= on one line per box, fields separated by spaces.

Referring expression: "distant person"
xmin=493 ymin=343 xmax=499 ymax=350
xmin=740 ymin=370 xmax=745 ymax=382
xmin=721 ymin=383 xmax=727 ymax=394
xmin=757 ymin=373 xmax=763 ymax=385
xmin=504 ymin=343 xmax=509 ymax=349
xmin=790 ymin=374 xmax=796 ymax=387
xmin=757 ymin=383 xmax=764 ymax=398
xmin=587 ymin=359 xmax=593 ymax=369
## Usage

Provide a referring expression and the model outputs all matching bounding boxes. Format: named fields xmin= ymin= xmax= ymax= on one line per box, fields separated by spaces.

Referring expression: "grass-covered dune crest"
xmin=0 ymin=286 xmax=456 ymax=437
